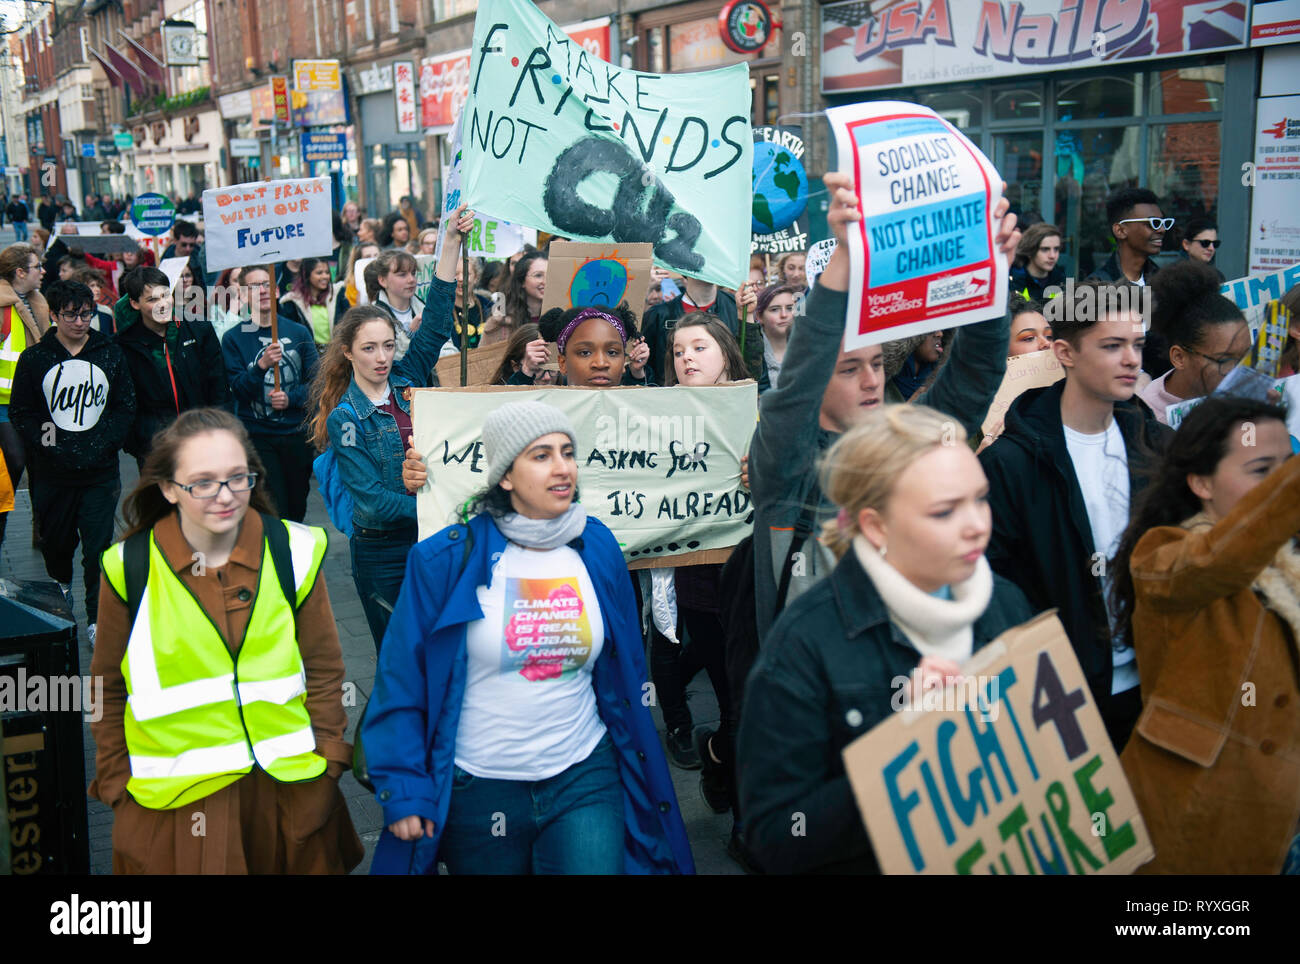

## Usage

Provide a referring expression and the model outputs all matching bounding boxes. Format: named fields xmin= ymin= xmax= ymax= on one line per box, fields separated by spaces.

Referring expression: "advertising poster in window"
xmin=1249 ymin=95 xmax=1300 ymax=275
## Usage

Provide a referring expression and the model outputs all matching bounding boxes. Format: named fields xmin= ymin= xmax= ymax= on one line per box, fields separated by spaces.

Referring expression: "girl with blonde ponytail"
xmin=736 ymin=403 xmax=1035 ymax=874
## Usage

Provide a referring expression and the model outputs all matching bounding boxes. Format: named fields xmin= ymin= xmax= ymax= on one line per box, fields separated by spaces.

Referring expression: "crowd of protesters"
xmin=0 ymin=171 xmax=1296 ymax=878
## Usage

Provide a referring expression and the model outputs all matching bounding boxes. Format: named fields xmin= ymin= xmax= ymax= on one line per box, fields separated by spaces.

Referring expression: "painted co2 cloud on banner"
xmin=460 ymin=0 xmax=753 ymax=289
xmin=828 ymin=101 xmax=1007 ymax=350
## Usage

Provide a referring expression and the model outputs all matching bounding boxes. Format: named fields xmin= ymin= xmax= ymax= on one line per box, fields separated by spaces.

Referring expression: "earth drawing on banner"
xmin=752 ymin=140 xmax=809 ymax=234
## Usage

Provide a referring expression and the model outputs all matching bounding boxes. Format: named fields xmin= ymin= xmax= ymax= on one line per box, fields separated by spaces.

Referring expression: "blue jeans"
xmin=349 ymin=525 xmax=416 ymax=652
xmin=12 ymin=222 xmax=27 ymax=242
xmin=439 ymin=732 xmax=624 ymax=875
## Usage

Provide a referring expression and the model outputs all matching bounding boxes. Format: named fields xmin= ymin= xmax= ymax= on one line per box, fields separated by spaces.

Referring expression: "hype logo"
xmin=42 ymin=360 xmax=109 ymax=433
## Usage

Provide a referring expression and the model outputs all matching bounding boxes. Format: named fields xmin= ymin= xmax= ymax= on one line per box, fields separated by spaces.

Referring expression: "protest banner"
xmin=432 ymin=111 xmax=535 ymax=262
xmin=158 ymin=257 xmax=190 ymax=293
xmin=130 ymin=193 xmax=176 ymax=237
xmin=980 ymin=349 xmax=1064 ymax=442
xmin=751 ymin=125 xmax=809 ymax=256
xmin=804 ymin=237 xmax=836 ymax=290
xmin=434 ymin=340 xmax=512 ymax=387
xmin=201 ymin=176 xmax=333 ymax=272
xmin=411 ymin=383 xmax=757 ymax=565
xmin=827 ymin=101 xmax=1007 ymax=351
xmin=460 ymin=0 xmax=752 ymax=289
xmin=842 ymin=612 xmax=1154 ymax=875
xmin=1221 ymin=262 xmax=1300 ymax=331
xmin=540 ymin=241 xmax=653 ymax=315
xmin=52 ymin=234 xmax=138 ymax=254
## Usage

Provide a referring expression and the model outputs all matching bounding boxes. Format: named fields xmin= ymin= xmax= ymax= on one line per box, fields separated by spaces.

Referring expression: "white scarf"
xmin=852 ymin=534 xmax=993 ymax=662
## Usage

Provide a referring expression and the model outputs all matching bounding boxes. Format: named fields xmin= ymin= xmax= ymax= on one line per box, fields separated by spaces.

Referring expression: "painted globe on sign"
xmin=569 ymin=258 xmax=629 ymax=307
xmin=751 ymin=140 xmax=809 ymax=235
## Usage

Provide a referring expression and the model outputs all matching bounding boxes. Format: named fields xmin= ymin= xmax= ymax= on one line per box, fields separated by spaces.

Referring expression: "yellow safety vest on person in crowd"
xmin=0 ymin=304 xmax=28 ymax=406
xmin=101 ymin=519 xmax=329 ymax=810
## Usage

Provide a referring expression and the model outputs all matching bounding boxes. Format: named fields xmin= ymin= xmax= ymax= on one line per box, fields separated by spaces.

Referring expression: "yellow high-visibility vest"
xmin=0 ymin=305 xmax=28 ymax=406
xmin=101 ymin=520 xmax=329 ymax=810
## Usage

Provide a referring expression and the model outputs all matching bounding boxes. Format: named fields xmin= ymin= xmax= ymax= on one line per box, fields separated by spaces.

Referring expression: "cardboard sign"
xmin=461 ymin=0 xmax=752 ymax=289
xmin=842 ymin=612 xmax=1154 ymax=875
xmin=540 ymin=241 xmax=654 ymax=316
xmin=980 ymin=349 xmax=1064 ymax=441
xmin=434 ymin=340 xmax=512 ymax=387
xmin=411 ymin=383 xmax=757 ymax=563
xmin=130 ymin=193 xmax=176 ymax=237
xmin=827 ymin=101 xmax=1007 ymax=350
xmin=202 ymin=177 xmax=333 ymax=272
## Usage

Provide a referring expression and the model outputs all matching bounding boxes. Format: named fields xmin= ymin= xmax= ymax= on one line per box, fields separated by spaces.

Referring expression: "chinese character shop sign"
xmin=395 ymin=61 xmax=418 ymax=133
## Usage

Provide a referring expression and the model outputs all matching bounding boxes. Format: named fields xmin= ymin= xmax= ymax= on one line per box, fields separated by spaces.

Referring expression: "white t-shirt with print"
xmin=455 ymin=543 xmax=607 ymax=780
xmin=1064 ymin=419 xmax=1139 ymax=694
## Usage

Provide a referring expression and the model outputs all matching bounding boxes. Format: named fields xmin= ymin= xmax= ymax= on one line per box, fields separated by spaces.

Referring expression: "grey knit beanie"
xmin=482 ymin=400 xmax=578 ymax=488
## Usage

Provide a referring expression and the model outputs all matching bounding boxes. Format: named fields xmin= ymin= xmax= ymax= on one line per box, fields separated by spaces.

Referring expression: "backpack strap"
xmin=775 ymin=487 xmax=821 ymax=612
xmin=259 ymin=512 xmax=298 ymax=613
xmin=123 ymin=528 xmax=152 ymax=628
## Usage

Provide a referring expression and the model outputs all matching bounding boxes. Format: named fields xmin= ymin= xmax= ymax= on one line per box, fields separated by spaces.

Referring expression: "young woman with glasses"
xmin=1140 ymin=260 xmax=1251 ymax=425
xmin=89 ymin=407 xmax=363 ymax=874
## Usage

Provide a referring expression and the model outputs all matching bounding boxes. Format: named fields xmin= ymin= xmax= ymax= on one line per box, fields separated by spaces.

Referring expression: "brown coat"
xmin=1120 ymin=455 xmax=1300 ymax=874
xmin=89 ymin=511 xmax=363 ymax=874
xmin=0 ymin=278 xmax=49 ymax=346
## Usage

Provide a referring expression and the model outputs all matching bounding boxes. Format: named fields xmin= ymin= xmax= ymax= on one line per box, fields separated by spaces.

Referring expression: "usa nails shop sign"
xmin=821 ymin=0 xmax=1248 ymax=93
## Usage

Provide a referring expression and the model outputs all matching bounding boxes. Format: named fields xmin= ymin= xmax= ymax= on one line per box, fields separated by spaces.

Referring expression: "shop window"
xmin=762 ymin=73 xmax=780 ymax=126
xmin=1148 ymin=65 xmax=1223 ymax=116
xmin=648 ymin=27 xmax=666 ymax=74
xmin=1055 ymin=75 xmax=1140 ymax=122
xmin=992 ymin=87 xmax=1042 ymax=122
xmin=918 ymin=88 xmax=982 ymax=130
xmin=1148 ymin=121 xmax=1220 ymax=248
xmin=1053 ymin=125 xmax=1141 ymax=278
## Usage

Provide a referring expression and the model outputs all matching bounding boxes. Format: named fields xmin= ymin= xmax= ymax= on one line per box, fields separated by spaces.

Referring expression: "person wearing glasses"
xmin=114 ymin=266 xmax=229 ymax=469
xmin=222 ymin=264 xmax=318 ymax=523
xmin=8 ymin=280 xmax=135 ymax=648
xmin=0 ymin=243 xmax=49 ymax=553
xmin=88 ymin=407 xmax=363 ymax=874
xmin=1139 ymin=260 xmax=1251 ymax=425
xmin=1178 ymin=217 xmax=1225 ymax=282
xmin=1088 ymin=188 xmax=1170 ymax=288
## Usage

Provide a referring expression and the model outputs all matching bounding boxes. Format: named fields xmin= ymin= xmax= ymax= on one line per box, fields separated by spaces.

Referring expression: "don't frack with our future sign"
xmin=460 ymin=0 xmax=753 ymax=290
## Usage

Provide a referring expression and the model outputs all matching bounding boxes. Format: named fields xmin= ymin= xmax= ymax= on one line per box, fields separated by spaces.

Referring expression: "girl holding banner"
xmin=363 ymin=400 xmax=694 ymax=875
xmin=736 ymin=404 xmax=1033 ymax=873
xmin=307 ymin=205 xmax=473 ymax=652
xmin=1110 ymin=396 xmax=1300 ymax=874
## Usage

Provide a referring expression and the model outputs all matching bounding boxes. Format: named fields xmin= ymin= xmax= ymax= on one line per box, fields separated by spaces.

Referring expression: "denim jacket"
xmin=326 ymin=276 xmax=455 ymax=531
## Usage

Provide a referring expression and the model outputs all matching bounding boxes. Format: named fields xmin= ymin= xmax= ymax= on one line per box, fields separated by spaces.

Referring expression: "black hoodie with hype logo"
xmin=8 ymin=326 xmax=137 ymax=485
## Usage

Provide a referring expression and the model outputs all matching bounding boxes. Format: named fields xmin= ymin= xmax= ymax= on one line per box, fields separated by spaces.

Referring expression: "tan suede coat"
xmin=89 ymin=512 xmax=363 ymax=874
xmin=0 ymin=278 xmax=49 ymax=346
xmin=1121 ymin=455 xmax=1300 ymax=874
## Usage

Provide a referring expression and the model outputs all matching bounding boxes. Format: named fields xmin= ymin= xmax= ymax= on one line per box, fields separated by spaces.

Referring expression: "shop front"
xmin=817 ymin=0 xmax=1276 ymax=280
xmin=355 ymin=61 xmax=430 ymax=220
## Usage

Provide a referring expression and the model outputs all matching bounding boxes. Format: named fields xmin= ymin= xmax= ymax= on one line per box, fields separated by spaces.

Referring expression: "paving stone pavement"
xmin=1 ymin=451 xmax=742 ymax=875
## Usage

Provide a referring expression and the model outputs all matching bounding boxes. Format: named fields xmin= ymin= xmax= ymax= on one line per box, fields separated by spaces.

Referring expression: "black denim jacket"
xmin=736 ymin=547 xmax=1034 ymax=874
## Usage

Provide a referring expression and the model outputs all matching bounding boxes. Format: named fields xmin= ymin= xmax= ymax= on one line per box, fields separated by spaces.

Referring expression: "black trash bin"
xmin=0 ymin=578 xmax=89 ymax=875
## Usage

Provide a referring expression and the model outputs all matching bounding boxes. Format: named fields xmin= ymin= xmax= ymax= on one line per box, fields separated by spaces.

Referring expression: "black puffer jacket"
xmin=640 ymin=290 xmax=739 ymax=386
xmin=978 ymin=379 xmax=1170 ymax=699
